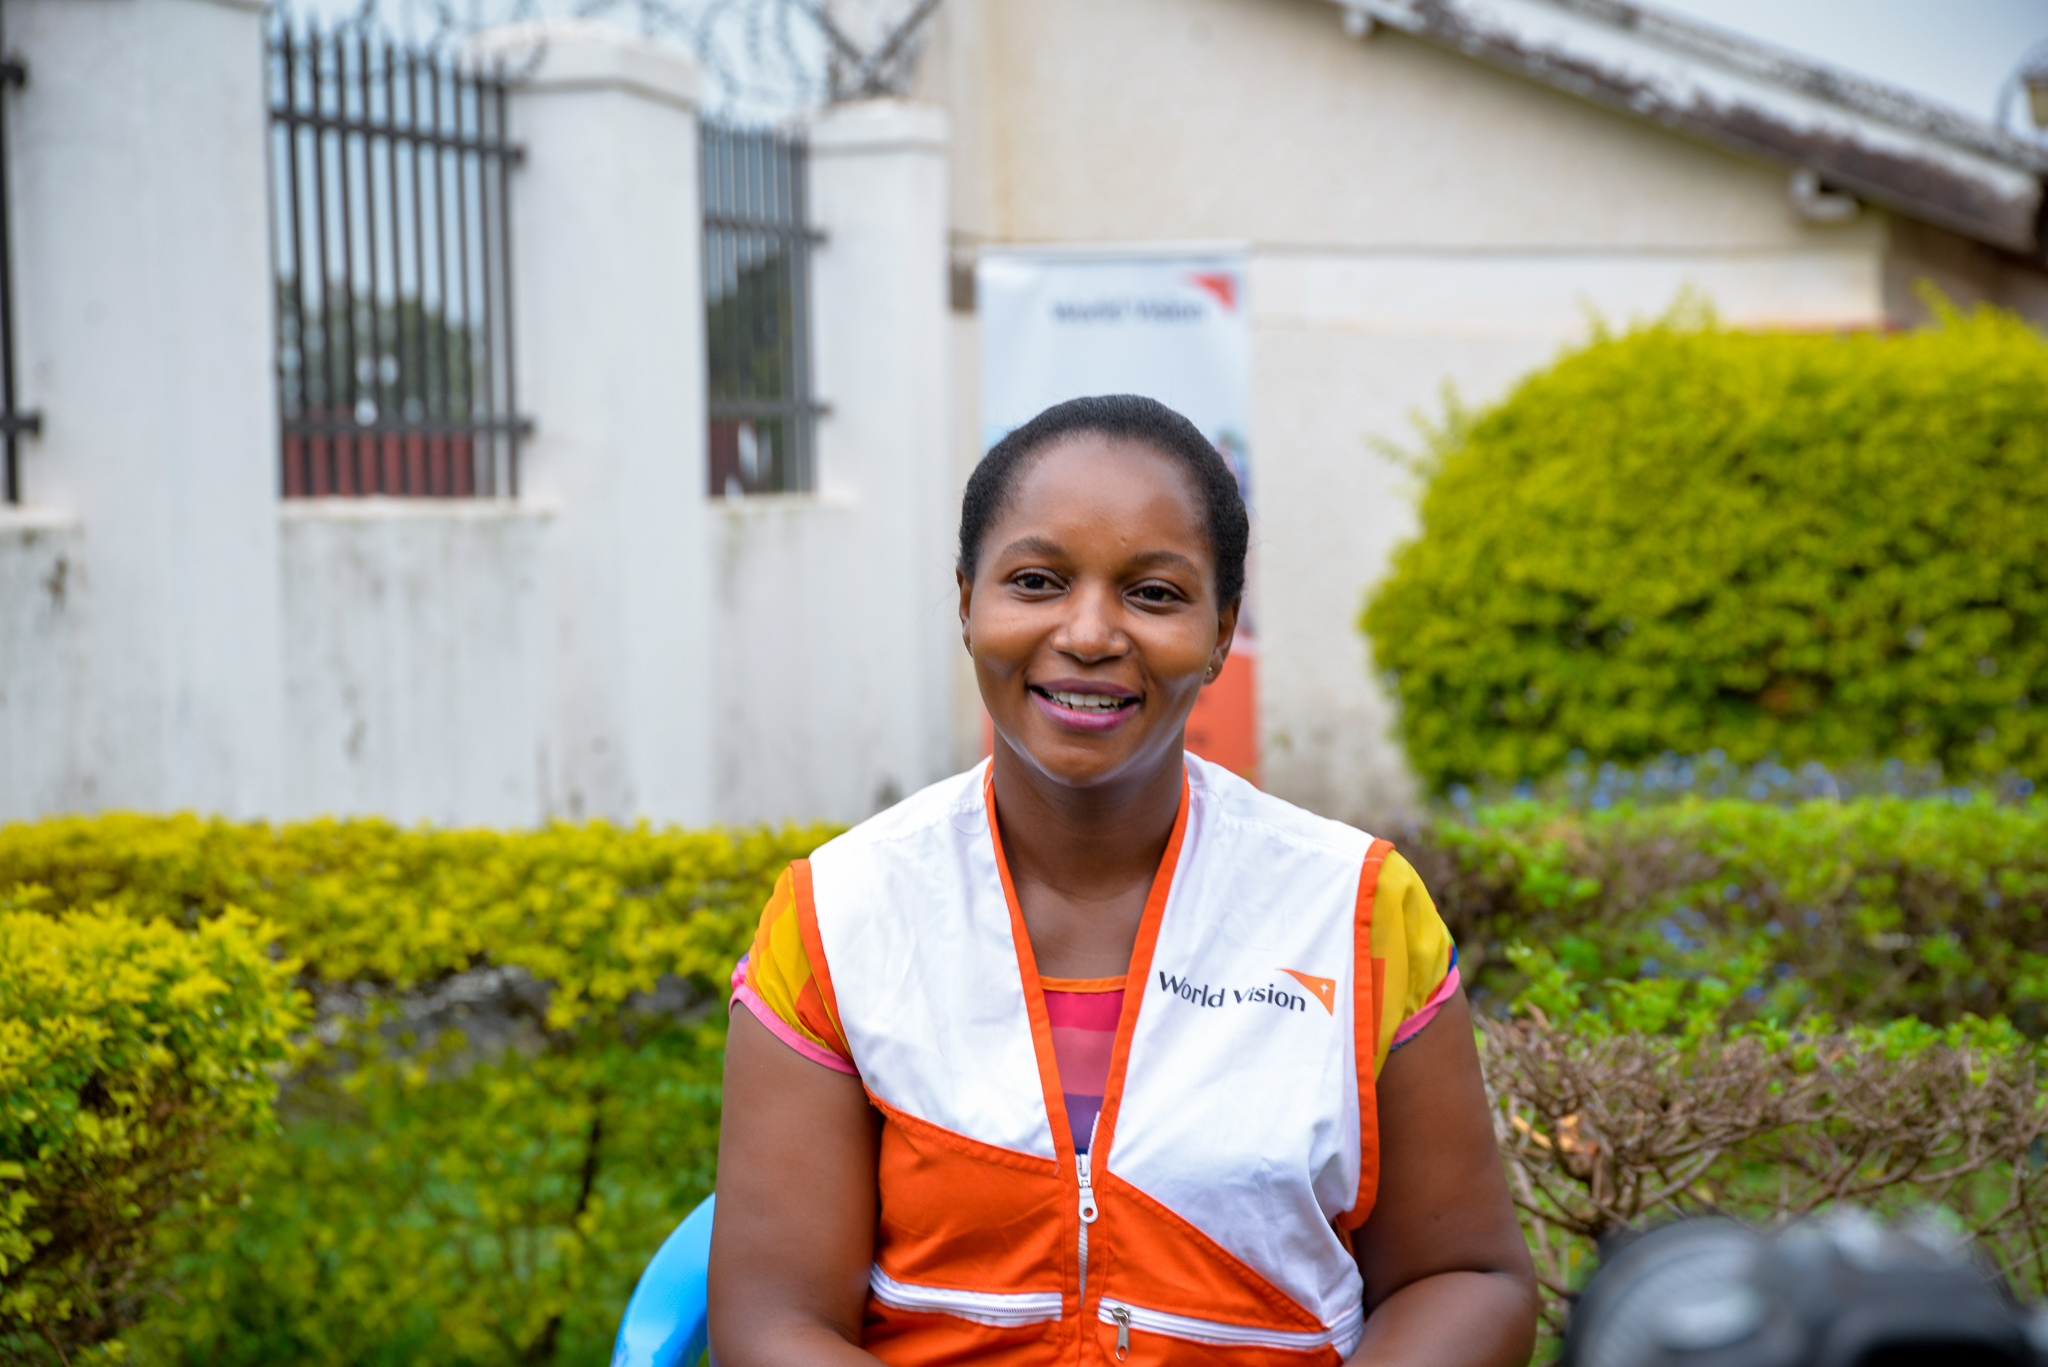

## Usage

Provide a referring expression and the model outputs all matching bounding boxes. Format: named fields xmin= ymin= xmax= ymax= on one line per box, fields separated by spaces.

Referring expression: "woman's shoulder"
xmin=1185 ymin=753 xmax=1382 ymax=866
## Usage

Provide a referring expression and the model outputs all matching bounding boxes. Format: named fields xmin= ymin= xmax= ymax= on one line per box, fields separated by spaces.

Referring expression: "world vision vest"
xmin=796 ymin=755 xmax=1391 ymax=1367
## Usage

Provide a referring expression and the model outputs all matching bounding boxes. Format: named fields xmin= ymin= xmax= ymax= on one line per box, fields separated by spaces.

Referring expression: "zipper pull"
xmin=1076 ymin=1151 xmax=1099 ymax=1223
xmin=1110 ymin=1304 xmax=1131 ymax=1359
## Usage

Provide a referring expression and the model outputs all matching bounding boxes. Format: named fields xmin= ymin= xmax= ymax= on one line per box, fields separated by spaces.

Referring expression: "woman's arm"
xmin=1347 ymin=990 xmax=1538 ymax=1367
xmin=707 ymin=1005 xmax=887 ymax=1367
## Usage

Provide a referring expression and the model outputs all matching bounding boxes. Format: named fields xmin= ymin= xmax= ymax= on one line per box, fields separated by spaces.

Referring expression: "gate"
xmin=702 ymin=121 xmax=821 ymax=497
xmin=268 ymin=23 xmax=528 ymax=498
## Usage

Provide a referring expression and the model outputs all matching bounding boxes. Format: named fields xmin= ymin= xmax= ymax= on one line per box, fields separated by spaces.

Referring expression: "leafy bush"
xmin=0 ymin=895 xmax=301 ymax=1365
xmin=1363 ymin=305 xmax=2048 ymax=792
xmin=0 ymin=816 xmax=834 ymax=1367
xmin=1395 ymin=794 xmax=2048 ymax=1032
xmin=0 ymin=815 xmax=828 ymax=1019
xmin=14 ymin=797 xmax=2047 ymax=1362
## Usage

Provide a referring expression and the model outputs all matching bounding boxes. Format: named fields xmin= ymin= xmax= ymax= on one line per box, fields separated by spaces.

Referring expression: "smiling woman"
xmin=709 ymin=395 xmax=1537 ymax=1367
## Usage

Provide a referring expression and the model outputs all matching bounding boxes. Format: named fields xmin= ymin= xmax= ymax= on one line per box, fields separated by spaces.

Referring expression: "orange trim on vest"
xmin=867 ymin=1090 xmax=1060 ymax=1177
xmin=1336 ymin=838 xmax=1393 ymax=1233
xmin=1038 ymin=975 xmax=1127 ymax=993
xmin=790 ymin=859 xmax=847 ymax=1056
xmin=1087 ymin=780 xmax=1191 ymax=1167
xmin=983 ymin=773 xmax=1081 ymax=1178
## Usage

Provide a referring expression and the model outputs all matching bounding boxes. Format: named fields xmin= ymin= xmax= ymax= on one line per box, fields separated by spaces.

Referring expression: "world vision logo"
xmin=1156 ymin=967 xmax=1335 ymax=1016
xmin=1280 ymin=969 xmax=1337 ymax=1015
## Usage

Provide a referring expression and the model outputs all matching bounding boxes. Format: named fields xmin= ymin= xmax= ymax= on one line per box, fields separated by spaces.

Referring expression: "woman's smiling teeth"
xmin=1035 ymin=688 xmax=1134 ymax=712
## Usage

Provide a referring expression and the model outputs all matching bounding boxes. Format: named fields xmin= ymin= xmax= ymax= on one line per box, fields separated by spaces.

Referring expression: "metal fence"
xmin=268 ymin=23 xmax=527 ymax=498
xmin=703 ymin=121 xmax=821 ymax=497
xmin=0 ymin=20 xmax=38 ymax=506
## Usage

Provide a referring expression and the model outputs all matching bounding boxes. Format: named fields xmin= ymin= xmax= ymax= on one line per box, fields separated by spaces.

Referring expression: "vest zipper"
xmin=1076 ymin=1115 xmax=1101 ymax=1305
xmin=1095 ymin=1298 xmax=1368 ymax=1356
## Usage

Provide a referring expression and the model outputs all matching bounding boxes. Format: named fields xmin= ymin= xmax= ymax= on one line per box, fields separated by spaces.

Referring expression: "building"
xmin=920 ymin=0 xmax=2048 ymax=821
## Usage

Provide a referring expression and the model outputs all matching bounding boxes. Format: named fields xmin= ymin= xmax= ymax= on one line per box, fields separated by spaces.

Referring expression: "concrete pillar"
xmin=470 ymin=21 xmax=712 ymax=824
xmin=708 ymin=99 xmax=953 ymax=823
xmin=808 ymin=101 xmax=956 ymax=805
xmin=0 ymin=0 xmax=284 ymax=818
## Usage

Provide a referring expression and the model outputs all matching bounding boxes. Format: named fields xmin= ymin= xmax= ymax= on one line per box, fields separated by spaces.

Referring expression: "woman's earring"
xmin=1204 ymin=665 xmax=1216 ymax=682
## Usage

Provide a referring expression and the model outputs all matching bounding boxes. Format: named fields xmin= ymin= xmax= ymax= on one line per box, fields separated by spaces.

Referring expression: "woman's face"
xmin=959 ymin=435 xmax=1237 ymax=793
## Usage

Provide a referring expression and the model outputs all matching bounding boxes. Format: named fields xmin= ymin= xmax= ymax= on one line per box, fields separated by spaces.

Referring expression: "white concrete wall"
xmin=0 ymin=0 xmax=284 ymax=820
xmin=921 ymin=0 xmax=1903 ymax=821
xmin=280 ymin=503 xmax=550 ymax=824
xmin=0 ymin=510 xmax=83 ymax=813
xmin=0 ymin=9 xmax=956 ymax=830
xmin=711 ymin=101 xmax=957 ymax=824
xmin=476 ymin=21 xmax=714 ymax=824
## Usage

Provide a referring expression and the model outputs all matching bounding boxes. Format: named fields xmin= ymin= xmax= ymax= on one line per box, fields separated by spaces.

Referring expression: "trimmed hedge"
xmin=1401 ymin=794 xmax=2048 ymax=1033
xmin=1 ymin=895 xmax=300 ymax=1364
xmin=0 ymin=816 xmax=832 ymax=1367
xmin=6 ymin=799 xmax=2046 ymax=1363
xmin=1362 ymin=305 xmax=2048 ymax=792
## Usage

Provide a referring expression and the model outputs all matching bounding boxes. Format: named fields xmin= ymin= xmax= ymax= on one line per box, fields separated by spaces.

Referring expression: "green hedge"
xmin=1400 ymin=793 xmax=2048 ymax=1033
xmin=8 ymin=798 xmax=2046 ymax=1363
xmin=1 ymin=895 xmax=300 ymax=1365
xmin=0 ymin=816 xmax=833 ymax=1367
xmin=1362 ymin=304 xmax=2048 ymax=792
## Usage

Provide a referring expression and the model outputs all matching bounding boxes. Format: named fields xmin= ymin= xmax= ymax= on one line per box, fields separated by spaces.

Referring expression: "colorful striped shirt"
xmin=1042 ymin=978 xmax=1124 ymax=1152
xmin=731 ymin=848 xmax=1460 ymax=1145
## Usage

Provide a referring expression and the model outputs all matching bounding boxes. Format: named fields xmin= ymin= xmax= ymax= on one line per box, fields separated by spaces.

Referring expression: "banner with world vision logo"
xmin=976 ymin=247 xmax=1258 ymax=783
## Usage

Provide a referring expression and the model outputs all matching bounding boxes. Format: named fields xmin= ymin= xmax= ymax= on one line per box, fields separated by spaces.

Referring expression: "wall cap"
xmin=467 ymin=20 xmax=701 ymax=112
xmin=807 ymin=99 xmax=949 ymax=155
xmin=0 ymin=507 xmax=82 ymax=537
xmin=280 ymin=497 xmax=557 ymax=523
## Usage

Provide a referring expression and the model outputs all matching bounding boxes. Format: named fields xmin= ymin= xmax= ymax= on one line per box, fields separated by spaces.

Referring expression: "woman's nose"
xmin=1056 ymin=584 xmax=1127 ymax=660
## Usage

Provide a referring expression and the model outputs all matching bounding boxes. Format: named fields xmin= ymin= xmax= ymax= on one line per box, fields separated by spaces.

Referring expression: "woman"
xmin=711 ymin=395 xmax=1537 ymax=1366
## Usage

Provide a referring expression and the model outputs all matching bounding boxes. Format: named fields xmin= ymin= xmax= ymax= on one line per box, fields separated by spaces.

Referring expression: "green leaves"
xmin=0 ymin=901 xmax=302 ymax=1363
xmin=1421 ymin=795 xmax=2048 ymax=1032
xmin=1364 ymin=305 xmax=2048 ymax=791
xmin=0 ymin=816 xmax=835 ymax=1367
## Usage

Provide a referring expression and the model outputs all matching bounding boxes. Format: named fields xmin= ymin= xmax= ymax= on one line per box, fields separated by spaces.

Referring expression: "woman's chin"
xmin=1004 ymin=723 xmax=1177 ymax=792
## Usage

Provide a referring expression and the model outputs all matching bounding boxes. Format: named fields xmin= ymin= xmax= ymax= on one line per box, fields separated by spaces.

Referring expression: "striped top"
xmin=731 ymin=850 xmax=1460 ymax=1152
xmin=1041 ymin=978 xmax=1124 ymax=1152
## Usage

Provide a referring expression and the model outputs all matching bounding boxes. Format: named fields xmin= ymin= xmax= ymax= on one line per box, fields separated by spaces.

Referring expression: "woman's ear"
xmin=957 ymin=568 xmax=974 ymax=654
xmin=1206 ymin=598 xmax=1241 ymax=683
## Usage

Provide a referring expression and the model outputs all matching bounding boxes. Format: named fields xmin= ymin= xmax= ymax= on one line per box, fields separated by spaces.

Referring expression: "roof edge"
xmin=1336 ymin=0 xmax=2048 ymax=257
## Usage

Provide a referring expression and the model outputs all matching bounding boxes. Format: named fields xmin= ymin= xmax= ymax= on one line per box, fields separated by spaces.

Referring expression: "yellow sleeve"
xmin=1366 ymin=850 xmax=1458 ymax=1076
xmin=733 ymin=865 xmax=856 ymax=1073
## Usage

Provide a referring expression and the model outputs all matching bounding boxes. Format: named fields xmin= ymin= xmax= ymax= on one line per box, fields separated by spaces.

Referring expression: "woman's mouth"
xmin=1029 ymin=684 xmax=1139 ymax=733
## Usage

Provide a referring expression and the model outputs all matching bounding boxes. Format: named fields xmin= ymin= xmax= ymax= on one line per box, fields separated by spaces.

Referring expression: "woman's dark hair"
xmin=958 ymin=394 xmax=1250 ymax=605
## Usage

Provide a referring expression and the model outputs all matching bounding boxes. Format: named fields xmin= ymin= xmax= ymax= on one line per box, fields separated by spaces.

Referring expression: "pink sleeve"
xmin=730 ymin=956 xmax=859 ymax=1076
xmin=1389 ymin=960 xmax=1461 ymax=1052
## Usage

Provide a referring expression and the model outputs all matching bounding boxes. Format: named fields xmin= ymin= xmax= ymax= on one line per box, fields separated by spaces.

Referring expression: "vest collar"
xmin=981 ymin=762 xmax=1192 ymax=1172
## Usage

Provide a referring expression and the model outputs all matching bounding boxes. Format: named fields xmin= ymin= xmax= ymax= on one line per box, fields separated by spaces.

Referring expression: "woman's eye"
xmin=1015 ymin=572 xmax=1056 ymax=592
xmin=1133 ymin=584 xmax=1179 ymax=604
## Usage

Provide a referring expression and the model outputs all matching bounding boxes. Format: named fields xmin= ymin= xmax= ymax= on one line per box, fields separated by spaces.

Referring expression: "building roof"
xmin=1332 ymin=0 xmax=2048 ymax=258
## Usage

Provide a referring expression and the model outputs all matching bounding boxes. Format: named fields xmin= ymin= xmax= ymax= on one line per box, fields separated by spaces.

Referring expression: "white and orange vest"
xmin=793 ymin=755 xmax=1395 ymax=1365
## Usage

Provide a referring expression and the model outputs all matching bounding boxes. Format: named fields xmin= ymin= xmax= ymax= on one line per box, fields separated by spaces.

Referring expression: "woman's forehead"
xmin=996 ymin=436 xmax=1207 ymax=539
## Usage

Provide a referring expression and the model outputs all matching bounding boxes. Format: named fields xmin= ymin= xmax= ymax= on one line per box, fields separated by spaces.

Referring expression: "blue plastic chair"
xmin=611 ymin=1193 xmax=716 ymax=1367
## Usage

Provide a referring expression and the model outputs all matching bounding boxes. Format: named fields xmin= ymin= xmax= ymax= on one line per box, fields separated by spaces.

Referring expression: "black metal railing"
xmin=268 ymin=23 xmax=527 ymax=498
xmin=0 ymin=20 xmax=39 ymax=506
xmin=703 ymin=121 xmax=821 ymax=498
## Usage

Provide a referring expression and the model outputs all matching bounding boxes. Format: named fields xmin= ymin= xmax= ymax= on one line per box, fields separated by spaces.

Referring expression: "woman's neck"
xmin=988 ymin=736 xmax=1184 ymax=907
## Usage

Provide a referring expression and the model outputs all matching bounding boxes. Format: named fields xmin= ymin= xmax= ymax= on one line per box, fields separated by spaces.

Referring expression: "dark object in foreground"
xmin=1562 ymin=1212 xmax=2045 ymax=1367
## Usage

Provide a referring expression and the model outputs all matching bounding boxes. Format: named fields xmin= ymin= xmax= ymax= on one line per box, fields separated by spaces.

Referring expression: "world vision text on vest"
xmin=1155 ymin=970 xmax=1333 ymax=1015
